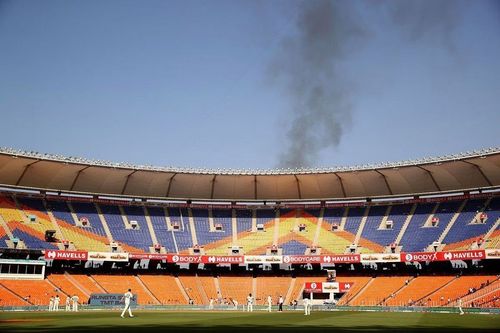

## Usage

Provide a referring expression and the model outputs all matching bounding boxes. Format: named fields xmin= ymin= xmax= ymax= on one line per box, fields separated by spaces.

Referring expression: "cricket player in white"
xmin=65 ymin=296 xmax=71 ymax=311
xmin=209 ymin=298 xmax=214 ymax=310
xmin=53 ymin=295 xmax=60 ymax=312
xmin=303 ymin=297 xmax=311 ymax=316
xmin=121 ymin=289 xmax=134 ymax=318
xmin=72 ymin=295 xmax=79 ymax=312
xmin=246 ymin=293 xmax=253 ymax=312
xmin=48 ymin=296 xmax=54 ymax=312
xmin=457 ymin=298 xmax=464 ymax=315
xmin=232 ymin=298 xmax=238 ymax=310
xmin=267 ymin=295 xmax=272 ymax=312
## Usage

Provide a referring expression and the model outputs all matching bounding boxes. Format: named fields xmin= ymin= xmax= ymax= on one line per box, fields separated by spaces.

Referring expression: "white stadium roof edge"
xmin=0 ymin=147 xmax=499 ymax=202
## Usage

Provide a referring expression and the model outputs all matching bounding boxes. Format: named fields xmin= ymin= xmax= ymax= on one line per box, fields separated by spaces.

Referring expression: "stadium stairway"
xmin=43 ymin=201 xmax=68 ymax=248
xmin=134 ymin=275 xmax=161 ymax=304
xmin=0 ymin=279 xmax=55 ymax=306
xmin=87 ymin=275 xmax=108 ymax=293
xmin=255 ymin=277 xmax=292 ymax=305
xmin=311 ymin=207 xmax=324 ymax=246
xmin=436 ymin=200 xmax=467 ymax=245
xmin=393 ymin=204 xmax=417 ymax=248
xmin=142 ymin=206 xmax=160 ymax=247
xmin=187 ymin=208 xmax=199 ymax=247
xmin=69 ymin=274 xmax=106 ymax=294
xmin=195 ymin=275 xmax=210 ymax=304
xmin=231 ymin=209 xmax=238 ymax=245
xmin=413 ymin=276 xmax=459 ymax=306
xmin=234 ymin=216 xmax=275 ymax=255
xmin=450 ymin=277 xmax=500 ymax=306
xmin=138 ymin=275 xmax=186 ymax=305
xmin=48 ymin=276 xmax=81 ymax=298
xmin=178 ymin=275 xmax=207 ymax=305
xmin=62 ymin=272 xmax=93 ymax=298
xmin=284 ymin=278 xmax=296 ymax=304
xmin=218 ymin=276 xmax=253 ymax=304
xmin=349 ymin=277 xmax=410 ymax=306
xmin=0 ymin=283 xmax=31 ymax=306
xmin=483 ymin=219 xmax=500 ymax=248
xmin=342 ymin=277 xmax=374 ymax=305
xmin=485 ymin=229 xmax=500 ymax=248
xmin=91 ymin=275 xmax=157 ymax=305
xmin=273 ymin=209 xmax=280 ymax=246
xmin=427 ymin=275 xmax=497 ymax=306
xmin=174 ymin=276 xmax=191 ymax=303
xmin=12 ymin=198 xmax=65 ymax=250
xmin=94 ymin=204 xmax=119 ymax=247
xmin=387 ymin=276 xmax=455 ymax=306
xmin=353 ymin=206 xmax=371 ymax=246
xmin=339 ymin=207 xmax=349 ymax=230
xmin=199 ymin=275 xmax=219 ymax=301
xmin=336 ymin=276 xmax=372 ymax=305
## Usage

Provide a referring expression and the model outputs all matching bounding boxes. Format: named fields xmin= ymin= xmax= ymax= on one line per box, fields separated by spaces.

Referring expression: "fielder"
xmin=120 ymin=289 xmax=135 ymax=318
xmin=65 ymin=296 xmax=71 ymax=311
xmin=232 ymin=298 xmax=238 ymax=310
xmin=53 ymin=295 xmax=60 ymax=312
xmin=303 ymin=297 xmax=311 ymax=316
xmin=457 ymin=298 xmax=464 ymax=315
xmin=267 ymin=295 xmax=272 ymax=312
xmin=209 ymin=298 xmax=214 ymax=310
xmin=48 ymin=296 xmax=54 ymax=312
xmin=246 ymin=293 xmax=253 ymax=312
xmin=72 ymin=295 xmax=79 ymax=312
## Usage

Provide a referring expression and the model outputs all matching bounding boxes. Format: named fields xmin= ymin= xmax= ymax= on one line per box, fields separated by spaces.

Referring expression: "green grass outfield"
xmin=1 ymin=310 xmax=499 ymax=333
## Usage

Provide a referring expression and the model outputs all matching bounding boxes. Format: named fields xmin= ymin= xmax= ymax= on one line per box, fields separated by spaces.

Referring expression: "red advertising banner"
xmin=129 ymin=253 xmax=169 ymax=260
xmin=438 ymin=249 xmax=485 ymax=261
xmin=401 ymin=250 xmax=485 ymax=262
xmin=44 ymin=250 xmax=88 ymax=261
xmin=283 ymin=255 xmax=323 ymax=264
xmin=338 ymin=282 xmax=353 ymax=293
xmin=304 ymin=281 xmax=354 ymax=293
xmin=282 ymin=255 xmax=360 ymax=264
xmin=167 ymin=255 xmax=204 ymax=264
xmin=322 ymin=254 xmax=361 ymax=264
xmin=203 ymin=255 xmax=244 ymax=264
xmin=304 ymin=282 xmax=323 ymax=293
xmin=400 ymin=252 xmax=440 ymax=262
xmin=165 ymin=255 xmax=245 ymax=264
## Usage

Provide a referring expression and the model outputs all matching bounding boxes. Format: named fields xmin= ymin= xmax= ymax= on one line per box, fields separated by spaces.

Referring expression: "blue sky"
xmin=0 ymin=0 xmax=499 ymax=169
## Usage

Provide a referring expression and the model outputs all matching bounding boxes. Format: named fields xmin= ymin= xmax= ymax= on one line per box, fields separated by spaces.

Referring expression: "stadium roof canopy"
xmin=0 ymin=147 xmax=499 ymax=202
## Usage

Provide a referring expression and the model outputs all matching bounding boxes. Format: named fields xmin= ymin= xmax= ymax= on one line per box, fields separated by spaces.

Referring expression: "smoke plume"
xmin=272 ymin=0 xmax=463 ymax=168
xmin=272 ymin=0 xmax=365 ymax=168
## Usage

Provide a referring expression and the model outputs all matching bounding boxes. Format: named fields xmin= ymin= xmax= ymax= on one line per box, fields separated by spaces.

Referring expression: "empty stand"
xmin=218 ymin=276 xmax=253 ymax=304
xmin=169 ymin=208 xmax=193 ymax=252
xmin=47 ymin=274 xmax=89 ymax=303
xmin=336 ymin=276 xmax=372 ymax=305
xmin=361 ymin=204 xmax=412 ymax=248
xmin=427 ymin=275 xmax=497 ymax=306
xmin=0 ymin=279 xmax=59 ymax=306
xmin=91 ymin=275 xmax=156 ymax=305
xmin=350 ymin=276 xmax=410 ymax=306
xmin=255 ymin=276 xmax=292 ymax=305
xmin=148 ymin=206 xmax=177 ymax=253
xmin=387 ymin=276 xmax=455 ymax=306
xmin=178 ymin=275 xmax=208 ymax=304
xmin=138 ymin=275 xmax=186 ymax=305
